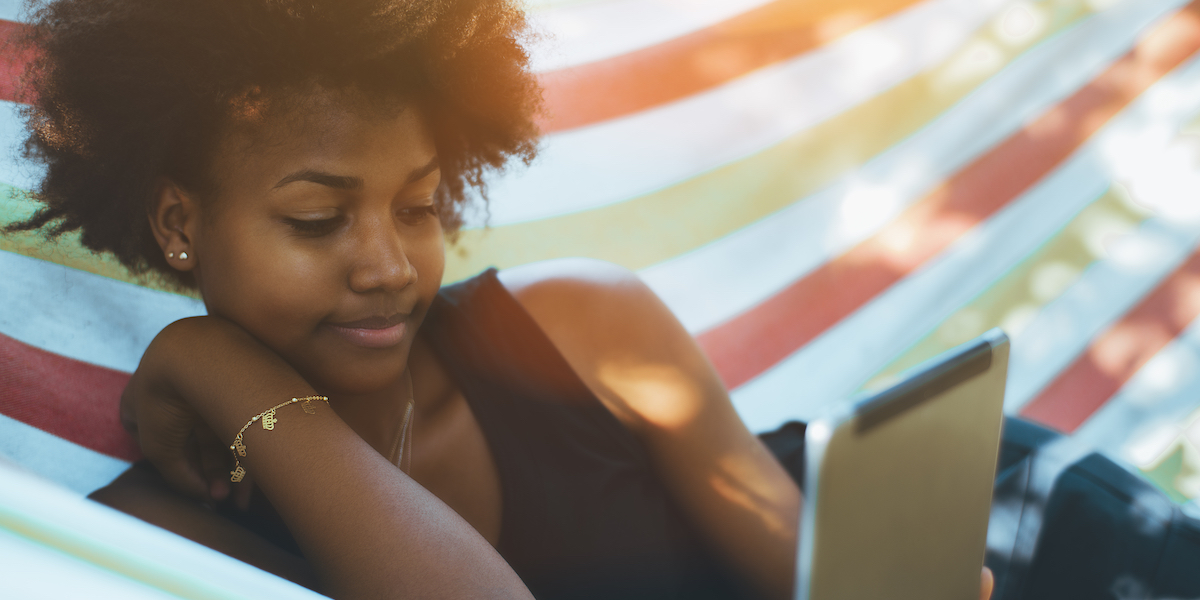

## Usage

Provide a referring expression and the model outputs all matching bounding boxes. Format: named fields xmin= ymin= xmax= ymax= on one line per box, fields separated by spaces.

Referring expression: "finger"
xmin=119 ymin=376 xmax=141 ymax=436
xmin=195 ymin=425 xmax=231 ymax=502
xmin=136 ymin=400 xmax=210 ymax=501
xmin=147 ymin=441 xmax=211 ymax=501
xmin=232 ymin=474 xmax=254 ymax=512
xmin=981 ymin=566 xmax=994 ymax=600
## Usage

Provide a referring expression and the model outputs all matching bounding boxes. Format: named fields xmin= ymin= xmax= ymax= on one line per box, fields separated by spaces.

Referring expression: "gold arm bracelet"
xmin=228 ymin=395 xmax=329 ymax=482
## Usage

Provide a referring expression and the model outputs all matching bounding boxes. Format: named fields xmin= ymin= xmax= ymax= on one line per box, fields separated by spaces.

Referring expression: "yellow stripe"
xmin=0 ymin=503 xmax=250 ymax=599
xmin=442 ymin=0 xmax=1097 ymax=282
xmin=0 ymin=186 xmax=194 ymax=296
xmin=860 ymin=184 xmax=1154 ymax=390
xmin=1134 ymin=404 xmax=1200 ymax=503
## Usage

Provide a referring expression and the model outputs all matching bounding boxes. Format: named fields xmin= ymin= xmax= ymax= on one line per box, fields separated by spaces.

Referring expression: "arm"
xmin=499 ymin=258 xmax=802 ymax=600
xmin=500 ymin=259 xmax=996 ymax=600
xmin=123 ymin=316 xmax=534 ymax=600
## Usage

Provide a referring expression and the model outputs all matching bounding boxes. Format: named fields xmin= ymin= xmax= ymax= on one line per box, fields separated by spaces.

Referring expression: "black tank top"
xmin=419 ymin=269 xmax=750 ymax=599
xmin=217 ymin=268 xmax=776 ymax=598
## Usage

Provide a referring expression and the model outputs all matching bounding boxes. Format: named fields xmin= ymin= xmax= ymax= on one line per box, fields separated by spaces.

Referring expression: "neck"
xmin=329 ymin=371 xmax=411 ymax=460
xmin=325 ymin=336 xmax=452 ymax=460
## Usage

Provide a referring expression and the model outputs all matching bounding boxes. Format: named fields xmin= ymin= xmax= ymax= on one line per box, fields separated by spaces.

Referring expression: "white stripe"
xmin=1072 ymin=312 xmax=1200 ymax=472
xmin=0 ymin=0 xmax=23 ymax=23
xmin=527 ymin=0 xmax=777 ymax=72
xmin=729 ymin=46 xmax=1200 ymax=432
xmin=480 ymin=0 xmax=1012 ymax=227
xmin=642 ymin=0 xmax=1185 ymax=334
xmin=0 ymin=101 xmax=42 ymax=191
xmin=0 ymin=414 xmax=128 ymax=496
xmin=0 ymin=250 xmax=205 ymax=373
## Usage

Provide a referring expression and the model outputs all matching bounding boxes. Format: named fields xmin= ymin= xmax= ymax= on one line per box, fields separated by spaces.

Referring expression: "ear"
xmin=148 ymin=177 xmax=201 ymax=273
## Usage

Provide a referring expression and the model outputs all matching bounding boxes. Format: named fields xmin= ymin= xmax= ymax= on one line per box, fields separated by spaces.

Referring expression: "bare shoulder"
xmin=497 ymin=258 xmax=724 ymax=435
xmin=498 ymin=260 xmax=801 ymax=600
xmin=496 ymin=257 xmax=692 ymax=356
xmin=496 ymin=257 xmax=661 ymax=326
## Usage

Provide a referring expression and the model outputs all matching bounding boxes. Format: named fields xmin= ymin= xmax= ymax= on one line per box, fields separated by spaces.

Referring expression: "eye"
xmin=399 ymin=205 xmax=439 ymax=226
xmin=284 ymin=216 xmax=343 ymax=236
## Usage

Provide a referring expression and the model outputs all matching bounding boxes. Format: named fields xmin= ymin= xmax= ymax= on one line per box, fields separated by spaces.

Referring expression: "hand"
xmin=120 ymin=316 xmax=304 ymax=505
xmin=120 ymin=325 xmax=214 ymax=502
xmin=981 ymin=566 xmax=994 ymax=600
xmin=192 ymin=422 xmax=256 ymax=509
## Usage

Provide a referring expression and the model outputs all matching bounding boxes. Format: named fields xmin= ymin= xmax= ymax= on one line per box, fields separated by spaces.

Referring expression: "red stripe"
xmin=0 ymin=332 xmax=140 ymax=461
xmin=0 ymin=19 xmax=31 ymax=103
xmin=1019 ymin=250 xmax=1200 ymax=433
xmin=698 ymin=3 xmax=1200 ymax=390
xmin=0 ymin=0 xmax=918 ymax=127
xmin=536 ymin=0 xmax=920 ymax=133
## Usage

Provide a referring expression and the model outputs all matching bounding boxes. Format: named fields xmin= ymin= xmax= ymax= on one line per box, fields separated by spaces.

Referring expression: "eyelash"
xmin=284 ymin=206 xmax=438 ymax=236
xmin=285 ymin=216 xmax=343 ymax=236
xmin=399 ymin=205 xmax=439 ymax=225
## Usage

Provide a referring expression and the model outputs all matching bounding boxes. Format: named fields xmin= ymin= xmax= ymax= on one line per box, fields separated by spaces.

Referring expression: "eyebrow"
xmin=272 ymin=156 xmax=440 ymax=191
xmin=406 ymin=157 xmax=441 ymax=185
xmin=273 ymin=171 xmax=363 ymax=190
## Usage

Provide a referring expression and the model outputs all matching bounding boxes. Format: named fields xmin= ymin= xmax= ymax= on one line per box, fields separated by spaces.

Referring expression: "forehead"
xmin=207 ymin=87 xmax=433 ymax=190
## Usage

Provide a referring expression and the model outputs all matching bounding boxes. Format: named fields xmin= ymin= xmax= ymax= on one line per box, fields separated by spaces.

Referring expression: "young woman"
xmin=9 ymin=0 xmax=993 ymax=598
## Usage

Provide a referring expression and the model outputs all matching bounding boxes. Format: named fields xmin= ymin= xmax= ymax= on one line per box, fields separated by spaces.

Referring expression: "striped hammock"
xmin=4 ymin=0 xmax=1200 ymax=595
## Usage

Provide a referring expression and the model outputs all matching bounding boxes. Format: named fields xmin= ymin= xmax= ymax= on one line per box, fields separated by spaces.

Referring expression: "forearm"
xmin=144 ymin=317 xmax=532 ymax=599
xmin=230 ymin=403 xmax=528 ymax=599
xmin=651 ymin=422 xmax=801 ymax=600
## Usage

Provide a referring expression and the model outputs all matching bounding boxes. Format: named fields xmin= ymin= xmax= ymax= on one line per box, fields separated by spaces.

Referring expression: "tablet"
xmin=795 ymin=329 xmax=1008 ymax=600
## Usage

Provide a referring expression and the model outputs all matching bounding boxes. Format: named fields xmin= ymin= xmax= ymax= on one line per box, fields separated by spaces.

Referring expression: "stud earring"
xmin=168 ymin=252 xmax=175 ymax=259
xmin=179 ymin=252 xmax=189 ymax=261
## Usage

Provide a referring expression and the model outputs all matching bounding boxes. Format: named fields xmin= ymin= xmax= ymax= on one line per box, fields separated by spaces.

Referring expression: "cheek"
xmin=413 ymin=229 xmax=446 ymax=293
xmin=193 ymin=215 xmax=446 ymax=393
xmin=197 ymin=222 xmax=337 ymax=343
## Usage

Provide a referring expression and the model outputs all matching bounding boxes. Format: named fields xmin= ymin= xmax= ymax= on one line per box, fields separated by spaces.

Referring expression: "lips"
xmin=327 ymin=313 xmax=409 ymax=349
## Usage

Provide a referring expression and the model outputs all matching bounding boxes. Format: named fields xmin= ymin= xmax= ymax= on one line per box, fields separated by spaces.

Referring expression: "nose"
xmin=347 ymin=212 xmax=417 ymax=294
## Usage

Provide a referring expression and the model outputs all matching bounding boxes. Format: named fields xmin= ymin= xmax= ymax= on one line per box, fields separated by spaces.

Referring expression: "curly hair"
xmin=6 ymin=0 xmax=543 ymax=287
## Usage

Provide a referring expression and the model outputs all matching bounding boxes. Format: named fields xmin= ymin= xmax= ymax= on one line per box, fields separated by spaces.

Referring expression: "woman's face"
xmin=184 ymin=91 xmax=445 ymax=396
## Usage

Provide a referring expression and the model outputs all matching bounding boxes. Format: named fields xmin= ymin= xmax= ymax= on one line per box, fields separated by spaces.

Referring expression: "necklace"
xmin=386 ymin=373 xmax=416 ymax=474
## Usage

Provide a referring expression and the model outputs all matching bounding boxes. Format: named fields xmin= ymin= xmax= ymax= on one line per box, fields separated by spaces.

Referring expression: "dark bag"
xmin=987 ymin=417 xmax=1200 ymax=600
xmin=759 ymin=417 xmax=1200 ymax=600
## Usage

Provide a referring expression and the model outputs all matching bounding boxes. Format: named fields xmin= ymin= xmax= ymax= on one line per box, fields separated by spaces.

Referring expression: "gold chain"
xmin=228 ymin=395 xmax=329 ymax=482
xmin=386 ymin=374 xmax=416 ymax=474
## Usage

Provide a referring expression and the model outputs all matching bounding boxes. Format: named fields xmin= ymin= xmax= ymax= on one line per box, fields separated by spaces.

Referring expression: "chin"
xmin=280 ymin=332 xmax=414 ymax=397
xmin=306 ymin=355 xmax=410 ymax=397
xmin=330 ymin=374 xmax=404 ymax=396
